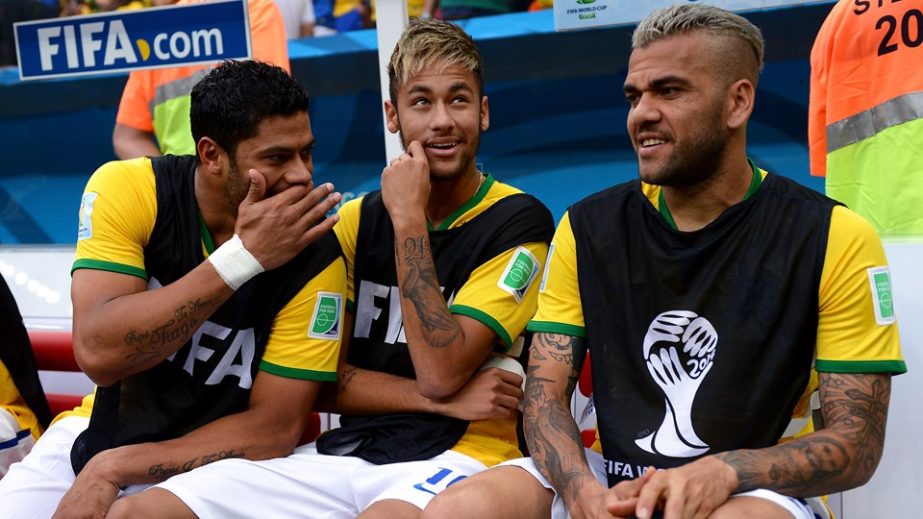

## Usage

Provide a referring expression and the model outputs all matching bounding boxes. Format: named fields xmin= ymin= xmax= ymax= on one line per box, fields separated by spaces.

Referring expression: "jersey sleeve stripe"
xmin=527 ymin=320 xmax=586 ymax=339
xmin=259 ymin=360 xmax=337 ymax=382
xmin=815 ymin=359 xmax=907 ymax=374
xmin=71 ymin=259 xmax=147 ymax=280
xmin=450 ymin=304 xmax=513 ymax=350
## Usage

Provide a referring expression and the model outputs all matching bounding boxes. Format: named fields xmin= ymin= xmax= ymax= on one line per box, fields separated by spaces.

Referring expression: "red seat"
xmin=28 ymin=330 xmax=79 ymax=372
xmin=578 ymin=354 xmax=592 ymax=398
xmin=300 ymin=411 xmax=321 ymax=445
xmin=579 ymin=355 xmax=595 ymax=448
xmin=28 ymin=330 xmax=84 ymax=415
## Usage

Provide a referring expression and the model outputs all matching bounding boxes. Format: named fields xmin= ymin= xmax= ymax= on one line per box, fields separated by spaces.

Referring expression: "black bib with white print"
xmin=71 ymin=155 xmax=341 ymax=474
xmin=316 ymin=189 xmax=552 ymax=464
xmin=570 ymin=173 xmax=838 ymax=486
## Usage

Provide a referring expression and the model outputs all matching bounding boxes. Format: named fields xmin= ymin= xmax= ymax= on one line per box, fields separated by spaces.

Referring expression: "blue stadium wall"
xmin=0 ymin=5 xmax=830 ymax=244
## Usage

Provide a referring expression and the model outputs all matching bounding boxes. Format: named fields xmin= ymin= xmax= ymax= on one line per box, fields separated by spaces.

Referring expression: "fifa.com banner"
xmin=14 ymin=0 xmax=251 ymax=81
xmin=554 ymin=0 xmax=833 ymax=32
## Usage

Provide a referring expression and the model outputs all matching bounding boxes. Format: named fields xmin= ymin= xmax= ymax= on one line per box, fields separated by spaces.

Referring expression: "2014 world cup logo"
xmin=635 ymin=310 xmax=717 ymax=458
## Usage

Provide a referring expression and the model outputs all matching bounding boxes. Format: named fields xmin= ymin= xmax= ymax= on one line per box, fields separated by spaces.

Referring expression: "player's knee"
xmin=109 ymin=488 xmax=192 ymax=519
xmin=710 ymin=496 xmax=794 ymax=519
xmin=423 ymin=484 xmax=491 ymax=519
xmin=108 ymin=495 xmax=147 ymax=519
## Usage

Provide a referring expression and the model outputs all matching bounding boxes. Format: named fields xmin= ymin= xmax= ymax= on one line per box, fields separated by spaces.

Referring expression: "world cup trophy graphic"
xmin=635 ymin=311 xmax=717 ymax=458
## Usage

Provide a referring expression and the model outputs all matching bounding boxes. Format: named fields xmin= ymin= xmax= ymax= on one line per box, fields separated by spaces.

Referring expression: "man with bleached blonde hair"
xmin=426 ymin=4 xmax=904 ymax=519
xmin=114 ymin=18 xmax=553 ymax=519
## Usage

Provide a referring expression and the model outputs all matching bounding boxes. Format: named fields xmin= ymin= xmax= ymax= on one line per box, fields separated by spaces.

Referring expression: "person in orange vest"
xmin=112 ymin=0 xmax=290 ymax=159
xmin=809 ymin=0 xmax=923 ymax=238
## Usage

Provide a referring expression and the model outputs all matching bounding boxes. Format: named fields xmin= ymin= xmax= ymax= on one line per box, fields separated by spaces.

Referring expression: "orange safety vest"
xmin=115 ymin=0 xmax=290 ymax=157
xmin=809 ymin=0 xmax=923 ymax=238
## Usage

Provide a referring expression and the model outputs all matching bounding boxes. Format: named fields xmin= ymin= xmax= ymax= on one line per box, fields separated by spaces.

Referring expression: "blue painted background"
xmin=0 ymin=5 xmax=830 ymax=244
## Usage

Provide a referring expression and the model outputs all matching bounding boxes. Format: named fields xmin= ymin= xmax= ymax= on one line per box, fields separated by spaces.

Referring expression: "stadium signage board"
xmin=554 ymin=0 xmax=832 ymax=32
xmin=15 ymin=0 xmax=251 ymax=80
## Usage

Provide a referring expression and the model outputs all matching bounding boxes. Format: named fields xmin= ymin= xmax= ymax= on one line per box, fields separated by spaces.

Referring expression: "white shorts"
xmin=0 ymin=407 xmax=35 ymax=477
xmin=157 ymin=443 xmax=488 ymax=519
xmin=0 ymin=416 xmax=148 ymax=519
xmin=501 ymin=451 xmax=829 ymax=519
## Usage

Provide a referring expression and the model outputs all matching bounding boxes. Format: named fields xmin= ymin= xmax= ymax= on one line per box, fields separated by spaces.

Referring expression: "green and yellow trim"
xmin=815 ymin=359 xmax=907 ymax=375
xmin=198 ymin=212 xmax=216 ymax=254
xmin=428 ymin=174 xmax=495 ymax=232
xmin=72 ymin=259 xmax=147 ymax=280
xmin=450 ymin=303 xmax=512 ymax=350
xmin=259 ymin=360 xmax=338 ymax=381
xmin=527 ymin=320 xmax=586 ymax=339
xmin=659 ymin=159 xmax=763 ymax=231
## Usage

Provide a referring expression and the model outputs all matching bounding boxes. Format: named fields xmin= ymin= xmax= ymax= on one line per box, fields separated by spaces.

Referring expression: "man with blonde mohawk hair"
xmin=114 ymin=18 xmax=554 ymax=519
xmin=427 ymin=4 xmax=905 ymax=519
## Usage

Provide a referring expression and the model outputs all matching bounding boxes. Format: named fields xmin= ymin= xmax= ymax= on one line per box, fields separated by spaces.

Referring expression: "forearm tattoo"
xmin=524 ymin=333 xmax=589 ymax=503
xmin=716 ymin=373 xmax=890 ymax=496
xmin=396 ymin=236 xmax=459 ymax=348
xmin=124 ymin=298 xmax=213 ymax=363
xmin=338 ymin=364 xmax=358 ymax=393
xmin=147 ymin=449 xmax=244 ymax=480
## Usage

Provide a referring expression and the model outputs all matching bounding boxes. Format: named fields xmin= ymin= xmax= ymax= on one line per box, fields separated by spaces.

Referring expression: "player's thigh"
xmin=422 ymin=465 xmax=553 ymax=519
xmin=0 ymin=416 xmax=88 ymax=519
xmin=109 ymin=488 xmax=195 ymax=519
xmin=360 ymin=499 xmax=422 ymax=519
xmin=364 ymin=451 xmax=487 ymax=513
xmin=713 ymin=490 xmax=818 ymax=519
xmin=1 ymin=407 xmax=35 ymax=477
xmin=155 ymin=444 xmax=361 ymax=519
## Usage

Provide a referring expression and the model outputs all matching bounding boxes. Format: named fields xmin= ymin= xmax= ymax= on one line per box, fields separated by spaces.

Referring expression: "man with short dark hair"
xmin=0 ymin=60 xmax=346 ymax=519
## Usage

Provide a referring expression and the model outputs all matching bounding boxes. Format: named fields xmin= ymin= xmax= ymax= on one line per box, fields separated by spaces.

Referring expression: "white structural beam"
xmin=374 ymin=0 xmax=409 ymax=163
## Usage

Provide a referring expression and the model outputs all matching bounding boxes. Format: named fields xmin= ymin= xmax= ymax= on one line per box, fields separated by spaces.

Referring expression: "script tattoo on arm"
xmin=716 ymin=372 xmax=891 ymax=496
xmin=395 ymin=235 xmax=460 ymax=348
xmin=523 ymin=332 xmax=589 ymax=504
xmin=146 ymin=449 xmax=244 ymax=481
xmin=123 ymin=297 xmax=214 ymax=363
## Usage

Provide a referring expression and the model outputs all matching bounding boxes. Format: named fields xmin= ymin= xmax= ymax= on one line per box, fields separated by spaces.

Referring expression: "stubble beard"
xmin=223 ymin=159 xmax=250 ymax=215
xmin=639 ymin=110 xmax=728 ymax=189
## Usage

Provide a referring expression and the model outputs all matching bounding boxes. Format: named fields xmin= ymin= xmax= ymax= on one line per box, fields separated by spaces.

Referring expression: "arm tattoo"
xmin=338 ymin=364 xmax=358 ymax=393
xmin=396 ymin=236 xmax=460 ymax=348
xmin=820 ymin=373 xmax=889 ymax=475
xmin=124 ymin=298 xmax=213 ymax=363
xmin=523 ymin=333 xmax=590 ymax=504
xmin=716 ymin=372 xmax=891 ymax=496
xmin=146 ymin=449 xmax=244 ymax=480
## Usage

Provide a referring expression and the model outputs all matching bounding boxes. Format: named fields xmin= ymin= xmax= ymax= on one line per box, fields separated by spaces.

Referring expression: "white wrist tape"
xmin=208 ymin=234 xmax=264 ymax=290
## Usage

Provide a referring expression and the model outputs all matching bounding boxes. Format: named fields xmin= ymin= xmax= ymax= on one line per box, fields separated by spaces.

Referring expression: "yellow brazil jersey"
xmin=61 ymin=157 xmax=345 ymax=421
xmin=333 ymin=175 xmax=549 ymax=467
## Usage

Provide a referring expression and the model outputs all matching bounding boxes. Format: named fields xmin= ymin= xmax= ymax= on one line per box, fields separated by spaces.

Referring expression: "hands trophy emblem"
xmin=635 ymin=311 xmax=717 ymax=458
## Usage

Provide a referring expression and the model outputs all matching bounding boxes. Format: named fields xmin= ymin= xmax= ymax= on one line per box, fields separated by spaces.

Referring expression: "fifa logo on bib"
xmin=636 ymin=311 xmax=717 ymax=458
